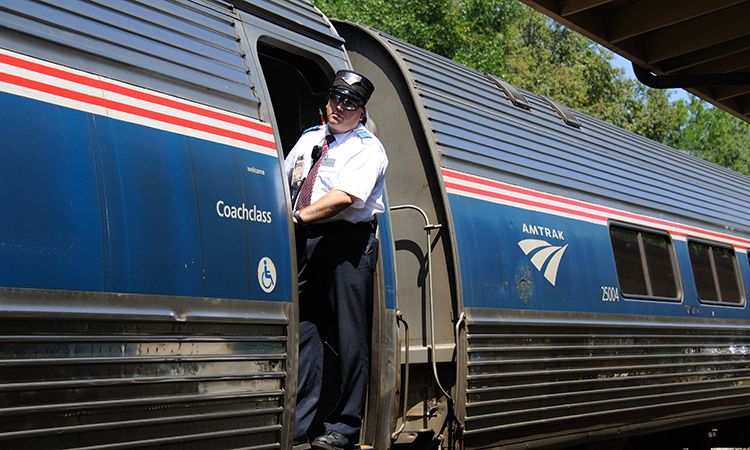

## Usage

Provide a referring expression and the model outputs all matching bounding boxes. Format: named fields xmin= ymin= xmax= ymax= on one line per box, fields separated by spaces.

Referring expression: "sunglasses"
xmin=328 ymin=93 xmax=362 ymax=111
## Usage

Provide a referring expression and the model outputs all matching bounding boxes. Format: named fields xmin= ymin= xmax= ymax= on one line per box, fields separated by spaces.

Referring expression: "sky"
xmin=610 ymin=53 xmax=692 ymax=103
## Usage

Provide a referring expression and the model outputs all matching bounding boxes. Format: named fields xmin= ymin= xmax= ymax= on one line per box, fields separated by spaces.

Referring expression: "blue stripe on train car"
xmin=0 ymin=90 xmax=292 ymax=302
xmin=377 ymin=208 xmax=397 ymax=310
xmin=448 ymin=191 xmax=748 ymax=321
xmin=449 ymin=192 xmax=611 ymax=313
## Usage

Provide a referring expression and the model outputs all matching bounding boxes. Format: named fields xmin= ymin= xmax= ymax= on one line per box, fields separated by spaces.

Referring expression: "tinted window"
xmin=688 ymin=241 xmax=743 ymax=305
xmin=609 ymin=224 xmax=678 ymax=299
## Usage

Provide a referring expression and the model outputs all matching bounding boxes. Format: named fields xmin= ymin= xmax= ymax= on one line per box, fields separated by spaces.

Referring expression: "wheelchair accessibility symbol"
xmin=257 ymin=257 xmax=277 ymax=293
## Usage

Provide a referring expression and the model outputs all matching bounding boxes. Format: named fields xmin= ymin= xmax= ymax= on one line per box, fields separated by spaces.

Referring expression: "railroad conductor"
xmin=285 ymin=70 xmax=388 ymax=450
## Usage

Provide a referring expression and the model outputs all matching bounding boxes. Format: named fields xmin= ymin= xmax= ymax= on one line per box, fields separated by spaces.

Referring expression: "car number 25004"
xmin=601 ymin=286 xmax=620 ymax=302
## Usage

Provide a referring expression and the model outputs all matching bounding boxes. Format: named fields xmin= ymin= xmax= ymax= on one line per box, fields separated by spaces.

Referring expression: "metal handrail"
xmin=391 ymin=310 xmax=409 ymax=442
xmin=389 ymin=205 xmax=450 ymax=402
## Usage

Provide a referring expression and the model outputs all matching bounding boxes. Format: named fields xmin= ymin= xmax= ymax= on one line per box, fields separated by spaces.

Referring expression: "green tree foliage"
xmin=314 ymin=0 xmax=750 ymax=175
xmin=451 ymin=0 xmax=521 ymax=76
xmin=675 ymin=97 xmax=750 ymax=175
xmin=316 ymin=0 xmax=463 ymax=57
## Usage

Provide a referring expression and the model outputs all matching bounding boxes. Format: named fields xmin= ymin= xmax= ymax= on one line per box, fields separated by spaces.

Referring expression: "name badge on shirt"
xmin=321 ymin=157 xmax=336 ymax=167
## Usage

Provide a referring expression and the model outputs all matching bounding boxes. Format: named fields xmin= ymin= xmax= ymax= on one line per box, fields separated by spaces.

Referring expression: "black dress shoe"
xmin=311 ymin=430 xmax=353 ymax=450
xmin=293 ymin=439 xmax=311 ymax=450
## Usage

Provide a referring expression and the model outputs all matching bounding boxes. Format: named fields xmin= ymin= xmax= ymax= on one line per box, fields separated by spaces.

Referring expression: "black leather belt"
xmin=297 ymin=219 xmax=376 ymax=239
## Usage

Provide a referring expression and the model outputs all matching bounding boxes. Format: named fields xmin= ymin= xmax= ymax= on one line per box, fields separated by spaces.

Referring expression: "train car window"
xmin=688 ymin=240 xmax=744 ymax=305
xmin=609 ymin=223 xmax=679 ymax=300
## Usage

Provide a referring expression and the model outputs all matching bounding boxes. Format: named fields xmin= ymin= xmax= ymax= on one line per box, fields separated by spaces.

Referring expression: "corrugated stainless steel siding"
xmin=0 ymin=315 xmax=287 ymax=449
xmin=235 ymin=0 xmax=343 ymax=46
xmin=463 ymin=317 xmax=750 ymax=446
xmin=373 ymin=32 xmax=750 ymax=235
xmin=0 ymin=0 xmax=259 ymax=114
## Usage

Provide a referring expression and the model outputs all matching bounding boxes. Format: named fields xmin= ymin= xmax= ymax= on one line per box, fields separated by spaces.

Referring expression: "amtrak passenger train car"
xmin=335 ymin=20 xmax=750 ymax=450
xmin=1 ymin=1 xmax=750 ymax=450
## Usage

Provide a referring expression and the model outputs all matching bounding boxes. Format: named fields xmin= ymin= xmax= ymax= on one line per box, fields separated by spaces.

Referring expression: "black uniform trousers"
xmin=294 ymin=220 xmax=378 ymax=442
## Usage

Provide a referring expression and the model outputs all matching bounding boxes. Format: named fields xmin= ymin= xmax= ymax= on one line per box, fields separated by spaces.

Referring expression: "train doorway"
xmin=257 ymin=41 xmax=331 ymax=157
xmin=257 ymin=40 xmax=393 ymax=449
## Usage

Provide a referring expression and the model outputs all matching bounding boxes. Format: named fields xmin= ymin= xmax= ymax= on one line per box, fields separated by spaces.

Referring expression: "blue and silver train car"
xmin=337 ymin=21 xmax=750 ymax=450
xmin=0 ymin=1 xmax=399 ymax=449
xmin=4 ymin=1 xmax=750 ymax=449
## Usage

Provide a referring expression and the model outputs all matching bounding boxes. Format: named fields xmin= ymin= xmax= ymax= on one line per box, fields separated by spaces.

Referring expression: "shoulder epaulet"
xmin=303 ymin=125 xmax=324 ymax=134
xmin=356 ymin=129 xmax=373 ymax=139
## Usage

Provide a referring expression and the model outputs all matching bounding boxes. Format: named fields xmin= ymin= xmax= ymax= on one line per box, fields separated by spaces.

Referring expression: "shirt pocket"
xmin=316 ymin=164 xmax=337 ymax=190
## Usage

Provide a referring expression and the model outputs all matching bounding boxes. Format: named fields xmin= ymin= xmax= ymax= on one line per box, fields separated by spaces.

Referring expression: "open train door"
xmin=333 ymin=20 xmax=467 ymax=449
xmin=247 ymin=13 xmax=400 ymax=449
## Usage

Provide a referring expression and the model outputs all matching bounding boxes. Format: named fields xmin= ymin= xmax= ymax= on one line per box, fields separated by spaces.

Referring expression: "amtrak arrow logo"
xmin=518 ymin=239 xmax=568 ymax=286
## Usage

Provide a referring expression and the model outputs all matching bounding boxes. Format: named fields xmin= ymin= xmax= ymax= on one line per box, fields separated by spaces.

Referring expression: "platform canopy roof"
xmin=518 ymin=0 xmax=750 ymax=124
